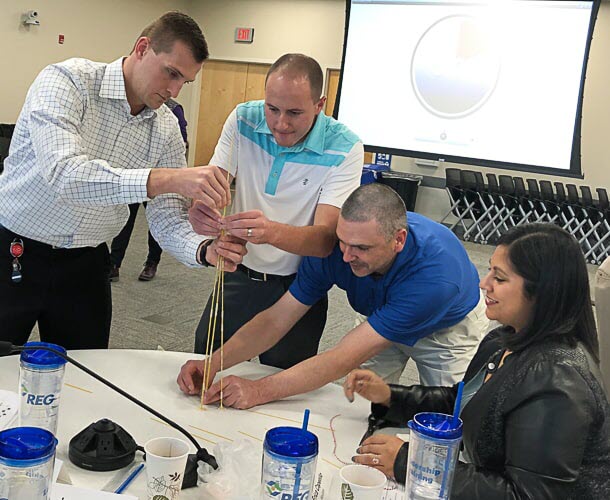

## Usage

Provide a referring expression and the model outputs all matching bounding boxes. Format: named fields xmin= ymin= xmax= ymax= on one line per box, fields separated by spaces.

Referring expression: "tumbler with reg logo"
xmin=0 ymin=426 xmax=58 ymax=500
xmin=261 ymin=426 xmax=318 ymax=500
xmin=405 ymin=412 xmax=463 ymax=500
xmin=19 ymin=342 xmax=67 ymax=435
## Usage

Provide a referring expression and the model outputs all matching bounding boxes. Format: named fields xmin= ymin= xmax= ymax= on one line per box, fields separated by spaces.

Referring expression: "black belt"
xmin=237 ymin=264 xmax=295 ymax=282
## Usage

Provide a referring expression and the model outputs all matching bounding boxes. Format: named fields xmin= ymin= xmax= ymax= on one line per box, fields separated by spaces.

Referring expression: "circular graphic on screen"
xmin=411 ymin=15 xmax=501 ymax=119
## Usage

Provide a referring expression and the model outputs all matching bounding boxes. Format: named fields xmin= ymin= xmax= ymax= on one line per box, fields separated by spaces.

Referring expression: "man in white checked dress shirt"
xmin=0 ymin=12 xmax=244 ymax=349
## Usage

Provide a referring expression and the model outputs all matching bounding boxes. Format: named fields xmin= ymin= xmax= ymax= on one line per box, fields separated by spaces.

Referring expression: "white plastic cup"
xmin=329 ymin=464 xmax=387 ymax=500
xmin=0 ymin=426 xmax=57 ymax=500
xmin=405 ymin=412 xmax=463 ymax=500
xmin=19 ymin=342 xmax=67 ymax=435
xmin=144 ymin=437 xmax=189 ymax=500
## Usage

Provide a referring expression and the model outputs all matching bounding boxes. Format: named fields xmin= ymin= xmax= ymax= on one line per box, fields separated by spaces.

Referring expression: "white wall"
xmin=188 ymin=0 xmax=610 ymax=219
xmin=188 ymin=0 xmax=346 ymax=71
xmin=0 ymin=0 xmax=192 ymax=123
xmin=2 ymin=0 xmax=608 ymax=216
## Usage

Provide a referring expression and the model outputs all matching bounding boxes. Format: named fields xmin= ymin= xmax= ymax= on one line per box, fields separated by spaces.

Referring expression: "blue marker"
xmin=114 ymin=462 xmax=145 ymax=494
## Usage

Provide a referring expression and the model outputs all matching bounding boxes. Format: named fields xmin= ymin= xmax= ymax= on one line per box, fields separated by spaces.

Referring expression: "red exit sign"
xmin=235 ymin=27 xmax=254 ymax=43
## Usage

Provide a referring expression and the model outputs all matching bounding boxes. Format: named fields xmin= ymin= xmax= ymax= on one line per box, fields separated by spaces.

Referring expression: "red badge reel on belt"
xmin=10 ymin=238 xmax=24 ymax=283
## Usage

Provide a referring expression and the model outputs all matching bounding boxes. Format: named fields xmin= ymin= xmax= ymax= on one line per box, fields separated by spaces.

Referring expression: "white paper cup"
xmin=144 ymin=437 xmax=190 ymax=500
xmin=329 ymin=464 xmax=387 ymax=500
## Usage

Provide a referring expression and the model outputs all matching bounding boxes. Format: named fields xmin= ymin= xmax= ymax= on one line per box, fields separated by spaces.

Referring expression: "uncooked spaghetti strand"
xmin=206 ymin=266 xmax=223 ymax=380
xmin=201 ymin=263 xmax=222 ymax=408
xmin=200 ymin=268 xmax=216 ymax=408
xmin=202 ymin=257 xmax=221 ymax=367
xmin=201 ymin=254 xmax=224 ymax=404
xmin=218 ymin=166 xmax=231 ymax=409
xmin=201 ymin=154 xmax=233 ymax=409
xmin=219 ymin=256 xmax=225 ymax=409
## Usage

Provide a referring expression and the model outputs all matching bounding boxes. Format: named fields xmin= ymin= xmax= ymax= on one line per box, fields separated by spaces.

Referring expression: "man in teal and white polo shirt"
xmin=189 ymin=53 xmax=364 ymax=368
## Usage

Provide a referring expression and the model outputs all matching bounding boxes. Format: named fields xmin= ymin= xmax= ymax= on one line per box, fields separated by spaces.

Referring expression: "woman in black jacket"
xmin=346 ymin=223 xmax=610 ymax=499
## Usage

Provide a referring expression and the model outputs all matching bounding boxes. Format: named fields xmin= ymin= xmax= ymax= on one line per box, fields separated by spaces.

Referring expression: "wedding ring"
xmin=247 ymin=228 xmax=253 ymax=237
xmin=372 ymin=457 xmax=379 ymax=465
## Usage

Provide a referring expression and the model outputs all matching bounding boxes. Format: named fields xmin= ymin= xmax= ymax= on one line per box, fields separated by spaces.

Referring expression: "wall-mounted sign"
xmin=235 ymin=27 xmax=254 ymax=43
xmin=374 ymin=153 xmax=392 ymax=168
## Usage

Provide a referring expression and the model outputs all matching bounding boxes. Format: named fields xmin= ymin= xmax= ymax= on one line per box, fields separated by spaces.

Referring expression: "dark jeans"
xmin=0 ymin=225 xmax=112 ymax=349
xmin=110 ymin=203 xmax=162 ymax=267
xmin=194 ymin=268 xmax=328 ymax=369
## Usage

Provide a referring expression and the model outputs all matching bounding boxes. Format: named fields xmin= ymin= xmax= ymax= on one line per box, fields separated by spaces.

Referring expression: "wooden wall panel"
xmin=195 ymin=61 xmax=270 ymax=166
xmin=324 ymin=69 xmax=340 ymax=116
xmin=244 ymin=63 xmax=269 ymax=102
xmin=195 ymin=61 xmax=248 ymax=166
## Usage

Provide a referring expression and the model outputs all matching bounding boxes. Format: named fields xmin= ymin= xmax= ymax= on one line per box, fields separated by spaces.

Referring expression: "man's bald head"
xmin=266 ymin=53 xmax=324 ymax=102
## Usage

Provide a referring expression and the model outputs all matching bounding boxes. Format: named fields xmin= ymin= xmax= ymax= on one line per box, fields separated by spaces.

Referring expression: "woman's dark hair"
xmin=497 ymin=223 xmax=599 ymax=362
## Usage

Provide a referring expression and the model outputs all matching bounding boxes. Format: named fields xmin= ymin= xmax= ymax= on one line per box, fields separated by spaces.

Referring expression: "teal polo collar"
xmin=253 ymin=110 xmax=327 ymax=155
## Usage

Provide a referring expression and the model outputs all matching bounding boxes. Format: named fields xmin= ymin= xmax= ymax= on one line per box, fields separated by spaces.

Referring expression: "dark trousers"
xmin=0 ymin=226 xmax=112 ymax=349
xmin=110 ymin=203 xmax=162 ymax=267
xmin=194 ymin=268 xmax=328 ymax=369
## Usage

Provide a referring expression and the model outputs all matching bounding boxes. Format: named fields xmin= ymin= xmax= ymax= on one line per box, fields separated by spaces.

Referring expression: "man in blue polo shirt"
xmin=177 ymin=183 xmax=488 ymax=409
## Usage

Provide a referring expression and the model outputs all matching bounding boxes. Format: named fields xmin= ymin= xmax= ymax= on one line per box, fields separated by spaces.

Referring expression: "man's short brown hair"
xmin=266 ymin=53 xmax=324 ymax=101
xmin=139 ymin=11 xmax=209 ymax=63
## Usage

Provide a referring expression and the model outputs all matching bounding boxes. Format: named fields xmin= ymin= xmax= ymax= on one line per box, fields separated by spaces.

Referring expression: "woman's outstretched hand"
xmin=343 ymin=369 xmax=391 ymax=405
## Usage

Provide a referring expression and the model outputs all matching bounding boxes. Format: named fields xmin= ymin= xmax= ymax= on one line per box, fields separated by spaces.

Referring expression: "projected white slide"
xmin=411 ymin=15 xmax=501 ymax=118
xmin=338 ymin=0 xmax=595 ymax=171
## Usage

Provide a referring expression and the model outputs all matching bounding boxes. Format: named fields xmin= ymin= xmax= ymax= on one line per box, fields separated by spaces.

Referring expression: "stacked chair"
xmin=440 ymin=168 xmax=610 ymax=264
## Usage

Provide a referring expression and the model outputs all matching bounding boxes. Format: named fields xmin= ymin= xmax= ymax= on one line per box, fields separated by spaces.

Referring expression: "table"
xmin=0 ymin=350 xmax=371 ymax=498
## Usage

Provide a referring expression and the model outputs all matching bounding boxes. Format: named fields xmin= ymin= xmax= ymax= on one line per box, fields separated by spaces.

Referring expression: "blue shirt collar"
xmin=386 ymin=228 xmax=416 ymax=277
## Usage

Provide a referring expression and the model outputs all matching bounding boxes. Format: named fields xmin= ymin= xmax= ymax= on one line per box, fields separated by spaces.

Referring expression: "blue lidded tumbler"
xmin=261 ymin=426 xmax=318 ymax=499
xmin=406 ymin=412 xmax=463 ymax=500
xmin=0 ymin=426 xmax=58 ymax=500
xmin=19 ymin=342 xmax=67 ymax=435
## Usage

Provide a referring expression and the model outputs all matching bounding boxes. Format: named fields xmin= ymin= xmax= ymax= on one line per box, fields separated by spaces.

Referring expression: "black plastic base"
xmin=69 ymin=419 xmax=138 ymax=472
